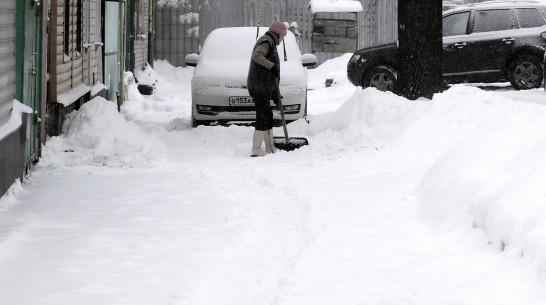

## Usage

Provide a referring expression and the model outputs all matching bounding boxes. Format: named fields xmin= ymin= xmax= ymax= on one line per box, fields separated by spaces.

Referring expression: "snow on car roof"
xmin=309 ymin=0 xmax=363 ymax=13
xmin=200 ymin=27 xmax=301 ymax=61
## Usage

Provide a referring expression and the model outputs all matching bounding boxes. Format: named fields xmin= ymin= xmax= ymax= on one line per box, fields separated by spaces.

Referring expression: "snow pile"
xmin=412 ymin=87 xmax=546 ymax=274
xmin=122 ymin=60 xmax=194 ymax=125
xmin=0 ymin=180 xmax=23 ymax=210
xmin=307 ymin=53 xmax=353 ymax=89
xmin=134 ymin=63 xmax=159 ymax=87
xmin=125 ymin=72 xmax=146 ymax=103
xmin=294 ymin=83 xmax=546 ymax=276
xmin=290 ymin=88 xmax=427 ymax=150
xmin=42 ymin=97 xmax=164 ymax=167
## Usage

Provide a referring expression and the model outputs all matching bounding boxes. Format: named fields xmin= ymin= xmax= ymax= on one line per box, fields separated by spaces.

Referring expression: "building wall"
xmin=82 ymin=0 xmax=103 ymax=86
xmin=48 ymin=0 xmax=103 ymax=136
xmin=0 ymin=1 xmax=16 ymax=126
xmin=0 ymin=118 xmax=26 ymax=197
xmin=154 ymin=0 xmax=398 ymax=67
xmin=0 ymin=0 xmax=24 ymax=197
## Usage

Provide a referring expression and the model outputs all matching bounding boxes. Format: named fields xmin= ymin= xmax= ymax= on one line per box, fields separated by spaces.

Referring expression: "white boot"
xmin=251 ymin=130 xmax=267 ymax=157
xmin=265 ymin=129 xmax=277 ymax=154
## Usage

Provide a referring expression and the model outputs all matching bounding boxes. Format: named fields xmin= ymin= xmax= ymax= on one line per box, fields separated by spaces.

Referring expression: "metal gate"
xmin=16 ymin=0 xmax=42 ymax=166
xmin=104 ymin=1 xmax=121 ymax=103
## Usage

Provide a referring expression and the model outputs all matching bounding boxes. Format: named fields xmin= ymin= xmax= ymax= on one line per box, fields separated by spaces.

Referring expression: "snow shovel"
xmin=273 ymin=77 xmax=309 ymax=151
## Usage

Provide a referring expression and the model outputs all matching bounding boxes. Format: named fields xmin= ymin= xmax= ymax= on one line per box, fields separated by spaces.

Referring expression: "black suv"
xmin=347 ymin=1 xmax=546 ymax=91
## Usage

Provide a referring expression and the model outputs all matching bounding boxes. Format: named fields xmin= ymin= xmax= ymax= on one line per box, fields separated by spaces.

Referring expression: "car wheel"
xmin=509 ymin=55 xmax=543 ymax=90
xmin=363 ymin=66 xmax=397 ymax=92
xmin=191 ymin=115 xmax=203 ymax=128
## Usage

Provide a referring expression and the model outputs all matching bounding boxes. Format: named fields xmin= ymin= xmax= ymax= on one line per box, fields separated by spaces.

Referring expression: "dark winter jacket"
xmin=247 ymin=32 xmax=280 ymax=99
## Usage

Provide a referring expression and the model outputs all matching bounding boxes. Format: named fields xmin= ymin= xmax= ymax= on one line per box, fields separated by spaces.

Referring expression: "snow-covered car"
xmin=186 ymin=27 xmax=316 ymax=127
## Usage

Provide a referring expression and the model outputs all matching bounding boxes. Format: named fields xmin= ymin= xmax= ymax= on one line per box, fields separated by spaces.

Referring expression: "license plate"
xmin=229 ymin=96 xmax=254 ymax=106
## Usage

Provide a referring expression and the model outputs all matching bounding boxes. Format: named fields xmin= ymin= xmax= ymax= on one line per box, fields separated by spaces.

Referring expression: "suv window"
xmin=516 ymin=8 xmax=545 ymax=28
xmin=443 ymin=12 xmax=471 ymax=36
xmin=473 ymin=9 xmax=513 ymax=33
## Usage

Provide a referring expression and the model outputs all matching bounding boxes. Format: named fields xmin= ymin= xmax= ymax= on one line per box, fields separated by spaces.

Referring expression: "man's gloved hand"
xmin=271 ymin=65 xmax=280 ymax=79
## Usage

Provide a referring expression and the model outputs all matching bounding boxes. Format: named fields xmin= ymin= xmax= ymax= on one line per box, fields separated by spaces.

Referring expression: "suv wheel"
xmin=509 ymin=55 xmax=543 ymax=90
xmin=363 ymin=66 xmax=397 ymax=92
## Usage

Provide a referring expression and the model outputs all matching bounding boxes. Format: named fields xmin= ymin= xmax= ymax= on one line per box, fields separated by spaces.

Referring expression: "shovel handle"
xmin=275 ymin=77 xmax=289 ymax=144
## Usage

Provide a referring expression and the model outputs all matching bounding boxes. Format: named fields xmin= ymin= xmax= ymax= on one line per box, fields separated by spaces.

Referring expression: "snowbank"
xmin=42 ymin=97 xmax=164 ymax=168
xmin=287 ymin=84 xmax=546 ymax=277
xmin=121 ymin=60 xmax=194 ymax=126
xmin=289 ymin=88 xmax=428 ymax=150
xmin=412 ymin=86 xmax=546 ymax=275
xmin=0 ymin=180 xmax=23 ymax=210
xmin=307 ymin=53 xmax=353 ymax=89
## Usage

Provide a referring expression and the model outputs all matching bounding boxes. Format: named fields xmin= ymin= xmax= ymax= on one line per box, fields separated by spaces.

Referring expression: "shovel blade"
xmin=273 ymin=137 xmax=309 ymax=151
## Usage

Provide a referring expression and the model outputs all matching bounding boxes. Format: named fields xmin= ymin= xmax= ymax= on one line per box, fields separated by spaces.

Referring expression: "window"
xmin=76 ymin=0 xmax=82 ymax=54
xmin=516 ymin=8 xmax=546 ymax=28
xmin=443 ymin=12 xmax=471 ymax=36
xmin=64 ymin=0 xmax=70 ymax=55
xmin=473 ymin=9 xmax=513 ymax=33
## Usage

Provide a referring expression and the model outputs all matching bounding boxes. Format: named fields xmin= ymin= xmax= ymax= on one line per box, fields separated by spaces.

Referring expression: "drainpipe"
xmin=148 ymin=0 xmax=154 ymax=67
xmin=118 ymin=1 xmax=125 ymax=110
xmin=42 ymin=0 xmax=49 ymax=144
xmin=48 ymin=0 xmax=57 ymax=137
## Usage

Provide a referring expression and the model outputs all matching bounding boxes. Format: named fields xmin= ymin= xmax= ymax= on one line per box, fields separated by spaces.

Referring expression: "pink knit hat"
xmin=269 ymin=21 xmax=287 ymax=37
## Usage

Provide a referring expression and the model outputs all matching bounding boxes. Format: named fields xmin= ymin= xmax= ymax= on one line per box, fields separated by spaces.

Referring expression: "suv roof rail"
xmin=469 ymin=0 xmax=542 ymax=5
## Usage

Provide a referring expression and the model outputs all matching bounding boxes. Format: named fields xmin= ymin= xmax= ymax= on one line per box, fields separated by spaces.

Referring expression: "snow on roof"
xmin=57 ymin=84 xmax=92 ymax=107
xmin=309 ymin=0 xmax=364 ymax=13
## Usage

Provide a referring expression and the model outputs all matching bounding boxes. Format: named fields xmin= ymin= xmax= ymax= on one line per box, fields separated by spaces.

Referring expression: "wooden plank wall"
xmin=0 ymin=1 xmax=16 ymax=126
xmin=57 ymin=0 xmax=79 ymax=95
xmin=82 ymin=0 xmax=103 ymax=86
xmin=155 ymin=0 xmax=397 ymax=67
xmin=57 ymin=0 xmax=104 ymax=95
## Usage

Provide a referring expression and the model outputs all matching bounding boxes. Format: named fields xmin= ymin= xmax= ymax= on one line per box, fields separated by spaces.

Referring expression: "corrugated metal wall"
xmin=155 ymin=0 xmax=397 ymax=67
xmin=0 ymin=1 xmax=16 ymax=126
xmin=155 ymin=0 xmax=200 ymax=67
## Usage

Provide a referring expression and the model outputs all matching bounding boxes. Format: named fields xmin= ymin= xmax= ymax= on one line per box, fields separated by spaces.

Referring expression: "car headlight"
xmin=197 ymin=105 xmax=213 ymax=111
xmin=282 ymin=104 xmax=301 ymax=114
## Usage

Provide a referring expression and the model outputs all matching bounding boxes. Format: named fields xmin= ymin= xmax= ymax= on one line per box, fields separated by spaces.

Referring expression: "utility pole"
xmin=396 ymin=0 xmax=443 ymax=100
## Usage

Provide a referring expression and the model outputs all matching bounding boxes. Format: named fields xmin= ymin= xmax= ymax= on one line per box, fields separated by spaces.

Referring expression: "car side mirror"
xmin=185 ymin=53 xmax=199 ymax=67
xmin=302 ymin=54 xmax=317 ymax=67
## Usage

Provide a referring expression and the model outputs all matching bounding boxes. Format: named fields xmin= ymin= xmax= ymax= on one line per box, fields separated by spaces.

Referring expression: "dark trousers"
xmin=253 ymin=95 xmax=273 ymax=131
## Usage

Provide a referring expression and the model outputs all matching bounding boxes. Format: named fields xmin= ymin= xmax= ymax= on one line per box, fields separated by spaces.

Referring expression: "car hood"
xmin=192 ymin=59 xmax=307 ymax=89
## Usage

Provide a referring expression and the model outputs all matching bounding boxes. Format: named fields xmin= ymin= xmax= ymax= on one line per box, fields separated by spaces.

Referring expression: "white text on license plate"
xmin=229 ymin=96 xmax=254 ymax=106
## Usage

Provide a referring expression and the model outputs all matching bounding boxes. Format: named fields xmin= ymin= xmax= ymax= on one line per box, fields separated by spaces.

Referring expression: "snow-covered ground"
xmin=2 ymin=56 xmax=546 ymax=304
